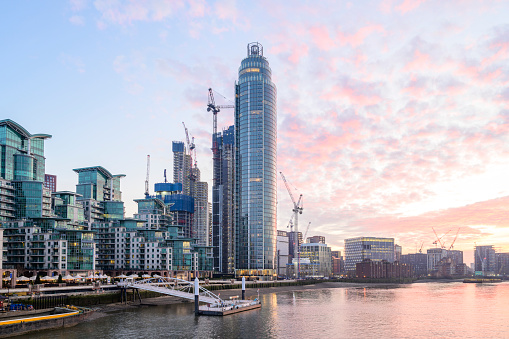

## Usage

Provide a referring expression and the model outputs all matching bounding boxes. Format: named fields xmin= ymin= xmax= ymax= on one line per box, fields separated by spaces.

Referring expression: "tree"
xmin=57 ymin=274 xmax=63 ymax=284
xmin=35 ymin=275 xmax=41 ymax=285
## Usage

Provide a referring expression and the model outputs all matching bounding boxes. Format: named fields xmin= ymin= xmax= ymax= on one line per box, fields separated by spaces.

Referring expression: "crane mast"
xmin=182 ymin=122 xmax=196 ymax=181
xmin=303 ymin=222 xmax=311 ymax=241
xmin=448 ymin=228 xmax=461 ymax=250
xmin=280 ymin=171 xmax=304 ymax=278
xmin=207 ymin=88 xmax=234 ymax=185
xmin=144 ymin=155 xmax=150 ymax=198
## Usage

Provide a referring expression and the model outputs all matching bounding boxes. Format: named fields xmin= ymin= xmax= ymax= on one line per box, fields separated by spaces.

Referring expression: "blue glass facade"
xmin=74 ymin=166 xmax=125 ymax=202
xmin=235 ymin=43 xmax=277 ymax=275
xmin=154 ymin=182 xmax=194 ymax=238
xmin=0 ymin=120 xmax=52 ymax=220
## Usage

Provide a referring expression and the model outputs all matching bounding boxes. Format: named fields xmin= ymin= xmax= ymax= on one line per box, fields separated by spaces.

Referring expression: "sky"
xmin=3 ymin=0 xmax=509 ymax=264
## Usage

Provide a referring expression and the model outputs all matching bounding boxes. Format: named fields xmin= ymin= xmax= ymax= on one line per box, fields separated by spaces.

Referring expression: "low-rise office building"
xmin=294 ymin=242 xmax=332 ymax=278
xmin=344 ymin=237 xmax=394 ymax=273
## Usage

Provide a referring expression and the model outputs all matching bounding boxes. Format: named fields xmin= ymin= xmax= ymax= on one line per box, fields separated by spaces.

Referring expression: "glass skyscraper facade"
xmin=0 ymin=119 xmax=52 ymax=220
xmin=235 ymin=42 xmax=277 ymax=277
xmin=212 ymin=125 xmax=235 ymax=273
xmin=344 ymin=237 xmax=395 ymax=272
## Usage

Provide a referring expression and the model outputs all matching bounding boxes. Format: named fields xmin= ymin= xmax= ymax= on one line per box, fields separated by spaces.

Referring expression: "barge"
xmin=0 ymin=306 xmax=93 ymax=338
xmin=198 ymin=299 xmax=261 ymax=316
xmin=463 ymin=278 xmax=502 ymax=283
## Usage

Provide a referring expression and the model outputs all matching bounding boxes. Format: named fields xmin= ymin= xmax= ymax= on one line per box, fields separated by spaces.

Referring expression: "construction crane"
xmin=432 ymin=227 xmax=452 ymax=249
xmin=207 ymin=88 xmax=234 ymax=185
xmin=281 ymin=172 xmax=303 ymax=237
xmin=164 ymin=169 xmax=167 ymax=183
xmin=280 ymin=171 xmax=303 ymax=278
xmin=448 ymin=228 xmax=461 ymax=250
xmin=303 ymin=222 xmax=311 ymax=242
xmin=144 ymin=155 xmax=150 ymax=198
xmin=182 ymin=122 xmax=197 ymax=181
xmin=419 ymin=241 xmax=424 ymax=253
xmin=287 ymin=214 xmax=295 ymax=230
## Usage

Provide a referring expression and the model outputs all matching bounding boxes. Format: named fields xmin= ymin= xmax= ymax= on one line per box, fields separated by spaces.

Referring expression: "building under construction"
xmin=172 ymin=140 xmax=209 ymax=247
xmin=211 ymin=125 xmax=235 ymax=273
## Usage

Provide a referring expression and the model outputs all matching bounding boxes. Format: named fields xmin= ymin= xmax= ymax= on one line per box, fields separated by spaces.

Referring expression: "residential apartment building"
xmin=234 ymin=42 xmax=277 ymax=279
xmin=475 ymin=245 xmax=496 ymax=275
xmin=401 ymin=253 xmax=427 ymax=276
xmin=0 ymin=120 xmax=212 ymax=279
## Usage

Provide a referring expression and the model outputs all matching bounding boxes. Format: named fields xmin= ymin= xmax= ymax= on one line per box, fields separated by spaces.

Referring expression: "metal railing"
xmin=118 ymin=277 xmax=223 ymax=305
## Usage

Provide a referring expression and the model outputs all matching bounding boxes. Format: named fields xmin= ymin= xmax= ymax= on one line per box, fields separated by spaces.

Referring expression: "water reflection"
xmin=17 ymin=282 xmax=509 ymax=339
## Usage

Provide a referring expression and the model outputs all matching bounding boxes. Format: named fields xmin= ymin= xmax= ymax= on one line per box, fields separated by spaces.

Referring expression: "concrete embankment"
xmin=12 ymin=279 xmax=417 ymax=319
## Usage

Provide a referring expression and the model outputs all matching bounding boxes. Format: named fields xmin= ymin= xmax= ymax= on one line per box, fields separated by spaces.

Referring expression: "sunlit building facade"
xmin=298 ymin=242 xmax=332 ymax=278
xmin=344 ymin=237 xmax=395 ymax=272
xmin=235 ymin=42 xmax=277 ymax=279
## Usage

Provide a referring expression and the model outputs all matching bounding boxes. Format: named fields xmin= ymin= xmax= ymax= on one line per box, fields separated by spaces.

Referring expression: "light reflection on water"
xmin=19 ymin=282 xmax=509 ymax=338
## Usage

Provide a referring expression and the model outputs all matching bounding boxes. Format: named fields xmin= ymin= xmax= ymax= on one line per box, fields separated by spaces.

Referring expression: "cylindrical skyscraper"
xmin=235 ymin=42 xmax=277 ymax=278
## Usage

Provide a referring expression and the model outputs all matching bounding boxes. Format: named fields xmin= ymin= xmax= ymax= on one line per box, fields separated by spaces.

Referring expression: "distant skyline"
xmin=3 ymin=1 xmax=509 ymax=262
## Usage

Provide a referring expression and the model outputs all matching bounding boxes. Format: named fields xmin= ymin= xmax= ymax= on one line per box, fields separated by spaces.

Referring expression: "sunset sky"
xmin=3 ymin=0 xmax=509 ymax=263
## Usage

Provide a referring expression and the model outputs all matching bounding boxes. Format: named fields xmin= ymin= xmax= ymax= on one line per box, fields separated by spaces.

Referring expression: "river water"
xmin=20 ymin=282 xmax=509 ymax=338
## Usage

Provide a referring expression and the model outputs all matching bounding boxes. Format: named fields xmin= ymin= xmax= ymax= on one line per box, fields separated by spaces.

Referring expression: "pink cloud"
xmin=395 ymin=0 xmax=427 ymax=14
xmin=403 ymin=49 xmax=431 ymax=72
xmin=350 ymin=196 xmax=509 ymax=248
xmin=402 ymin=74 xmax=428 ymax=97
xmin=321 ymin=77 xmax=382 ymax=106
xmin=288 ymin=43 xmax=309 ymax=64
xmin=187 ymin=0 xmax=206 ymax=17
xmin=309 ymin=26 xmax=335 ymax=51
xmin=336 ymin=24 xmax=385 ymax=47
xmin=269 ymin=36 xmax=310 ymax=65
xmin=379 ymin=0 xmax=396 ymax=13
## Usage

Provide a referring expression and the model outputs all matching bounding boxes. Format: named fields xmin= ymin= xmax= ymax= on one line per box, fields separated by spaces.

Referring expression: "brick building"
xmin=356 ymin=259 xmax=413 ymax=279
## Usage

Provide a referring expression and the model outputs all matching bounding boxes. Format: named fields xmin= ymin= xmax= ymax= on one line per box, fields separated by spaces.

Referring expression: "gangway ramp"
xmin=118 ymin=277 xmax=222 ymax=305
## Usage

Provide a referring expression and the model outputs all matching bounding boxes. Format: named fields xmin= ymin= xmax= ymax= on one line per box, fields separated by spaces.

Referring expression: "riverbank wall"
xmin=12 ymin=278 xmax=416 ymax=308
xmin=13 ymin=290 xmax=162 ymax=308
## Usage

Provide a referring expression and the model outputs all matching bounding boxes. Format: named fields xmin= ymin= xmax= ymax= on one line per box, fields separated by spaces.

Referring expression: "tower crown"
xmin=247 ymin=42 xmax=263 ymax=57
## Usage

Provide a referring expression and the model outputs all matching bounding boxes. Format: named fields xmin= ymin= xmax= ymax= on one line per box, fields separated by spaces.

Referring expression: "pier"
xmin=119 ymin=276 xmax=262 ymax=316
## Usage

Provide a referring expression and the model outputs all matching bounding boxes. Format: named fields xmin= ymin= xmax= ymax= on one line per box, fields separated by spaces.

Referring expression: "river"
xmin=19 ymin=281 xmax=509 ymax=338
